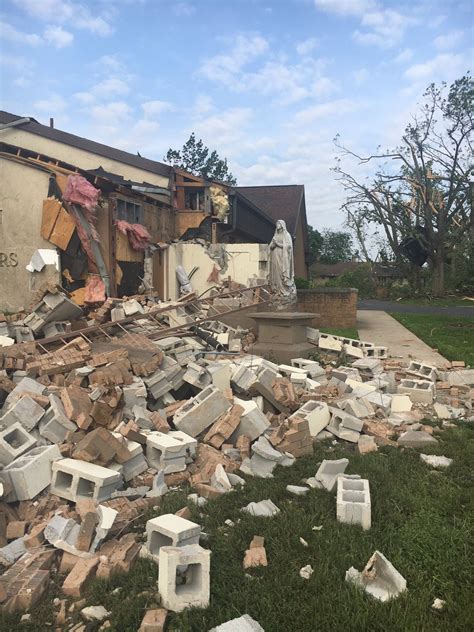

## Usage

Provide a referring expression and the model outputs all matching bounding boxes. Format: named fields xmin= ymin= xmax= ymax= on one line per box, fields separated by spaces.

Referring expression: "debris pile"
xmin=0 ymin=294 xmax=472 ymax=626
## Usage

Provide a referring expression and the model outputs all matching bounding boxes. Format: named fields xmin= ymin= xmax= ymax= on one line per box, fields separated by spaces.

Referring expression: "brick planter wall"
xmin=296 ymin=288 xmax=358 ymax=328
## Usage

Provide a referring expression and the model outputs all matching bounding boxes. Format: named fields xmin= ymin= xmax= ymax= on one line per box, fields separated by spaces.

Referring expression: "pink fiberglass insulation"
xmin=64 ymin=174 xmax=100 ymax=215
xmin=116 ymin=220 xmax=151 ymax=250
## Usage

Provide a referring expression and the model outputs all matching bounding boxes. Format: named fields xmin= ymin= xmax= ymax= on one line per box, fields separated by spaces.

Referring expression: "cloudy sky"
xmin=1 ymin=0 xmax=472 ymax=230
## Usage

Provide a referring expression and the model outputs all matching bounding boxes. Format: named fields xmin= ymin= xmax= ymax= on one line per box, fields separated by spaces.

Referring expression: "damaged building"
xmin=0 ymin=111 xmax=309 ymax=313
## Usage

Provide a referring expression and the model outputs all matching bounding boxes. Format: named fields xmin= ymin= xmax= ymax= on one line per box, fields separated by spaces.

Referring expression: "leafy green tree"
xmin=164 ymin=133 xmax=237 ymax=185
xmin=335 ymin=73 xmax=473 ymax=296
xmin=307 ymin=225 xmax=355 ymax=263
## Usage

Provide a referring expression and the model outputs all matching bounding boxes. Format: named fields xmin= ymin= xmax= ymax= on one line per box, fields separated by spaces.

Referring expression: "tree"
xmin=164 ymin=133 xmax=237 ymax=185
xmin=307 ymin=226 xmax=356 ymax=263
xmin=334 ymin=74 xmax=473 ymax=296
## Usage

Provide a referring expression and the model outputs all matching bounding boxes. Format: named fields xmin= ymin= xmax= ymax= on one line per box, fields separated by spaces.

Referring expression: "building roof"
xmin=0 ymin=110 xmax=171 ymax=178
xmin=235 ymin=184 xmax=305 ymax=237
xmin=311 ymin=261 xmax=404 ymax=278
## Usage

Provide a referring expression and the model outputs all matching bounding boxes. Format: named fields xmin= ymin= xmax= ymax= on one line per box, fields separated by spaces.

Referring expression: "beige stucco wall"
xmin=166 ymin=243 xmax=269 ymax=300
xmin=1 ymin=128 xmax=169 ymax=188
xmin=0 ymin=159 xmax=60 ymax=313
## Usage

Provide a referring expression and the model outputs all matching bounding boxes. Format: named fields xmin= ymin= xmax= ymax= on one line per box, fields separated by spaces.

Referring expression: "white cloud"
xmin=192 ymin=108 xmax=253 ymax=156
xmin=73 ymin=91 xmax=95 ymax=105
xmin=13 ymin=0 xmax=113 ymax=36
xmin=199 ymin=33 xmax=269 ymax=84
xmin=394 ymin=48 xmax=413 ymax=63
xmin=200 ymin=34 xmax=334 ymax=105
xmin=90 ymin=101 xmax=132 ymax=124
xmin=43 ymin=25 xmax=73 ymax=48
xmin=173 ymin=2 xmax=196 ymax=17
xmin=296 ymin=38 xmax=319 ymax=56
xmin=293 ymin=98 xmax=362 ymax=125
xmin=353 ymin=68 xmax=369 ymax=85
xmin=141 ymin=100 xmax=174 ymax=116
xmin=314 ymin=0 xmax=376 ymax=17
xmin=194 ymin=94 xmax=214 ymax=116
xmin=404 ymin=52 xmax=467 ymax=82
xmin=33 ymin=93 xmax=67 ymax=113
xmin=0 ymin=21 xmax=42 ymax=46
xmin=353 ymin=9 xmax=417 ymax=48
xmin=433 ymin=29 xmax=464 ymax=51
xmin=92 ymin=77 xmax=130 ymax=98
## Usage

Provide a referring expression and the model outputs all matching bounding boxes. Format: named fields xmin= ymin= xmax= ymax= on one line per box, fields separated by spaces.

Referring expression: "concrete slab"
xmin=357 ymin=311 xmax=448 ymax=367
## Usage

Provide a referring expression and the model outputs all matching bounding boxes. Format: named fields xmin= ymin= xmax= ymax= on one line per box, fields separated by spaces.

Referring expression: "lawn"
xmin=390 ymin=313 xmax=474 ymax=366
xmin=2 ymin=425 xmax=472 ymax=632
xmin=395 ymin=297 xmax=474 ymax=308
xmin=320 ymin=327 xmax=359 ymax=340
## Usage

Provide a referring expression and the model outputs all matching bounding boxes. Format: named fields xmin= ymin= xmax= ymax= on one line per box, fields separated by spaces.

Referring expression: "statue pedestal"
xmin=248 ymin=312 xmax=318 ymax=364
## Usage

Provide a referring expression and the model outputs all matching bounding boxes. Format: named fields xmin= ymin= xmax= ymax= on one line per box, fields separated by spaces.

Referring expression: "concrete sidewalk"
xmin=357 ymin=310 xmax=448 ymax=367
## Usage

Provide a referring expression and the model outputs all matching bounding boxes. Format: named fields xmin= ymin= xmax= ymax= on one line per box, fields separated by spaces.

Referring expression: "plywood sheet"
xmin=116 ymin=229 xmax=142 ymax=263
xmin=41 ymin=197 xmax=61 ymax=241
xmin=49 ymin=207 xmax=75 ymax=250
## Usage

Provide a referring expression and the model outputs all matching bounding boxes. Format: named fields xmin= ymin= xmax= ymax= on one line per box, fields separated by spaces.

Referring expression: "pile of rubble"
xmin=0 ymin=298 xmax=472 ymax=629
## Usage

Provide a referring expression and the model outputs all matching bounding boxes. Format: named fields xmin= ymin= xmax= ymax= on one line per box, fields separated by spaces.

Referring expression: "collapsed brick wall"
xmin=296 ymin=288 xmax=358 ymax=328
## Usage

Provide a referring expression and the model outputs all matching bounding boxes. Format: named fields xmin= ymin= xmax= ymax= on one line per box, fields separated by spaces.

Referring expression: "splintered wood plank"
xmin=41 ymin=197 xmax=62 ymax=241
xmin=49 ymin=207 xmax=75 ymax=250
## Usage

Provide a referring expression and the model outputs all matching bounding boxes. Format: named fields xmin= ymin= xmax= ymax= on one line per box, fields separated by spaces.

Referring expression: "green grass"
xmin=390 ymin=313 xmax=474 ymax=365
xmin=320 ymin=327 xmax=359 ymax=340
xmin=395 ymin=297 xmax=474 ymax=307
xmin=3 ymin=426 xmax=473 ymax=632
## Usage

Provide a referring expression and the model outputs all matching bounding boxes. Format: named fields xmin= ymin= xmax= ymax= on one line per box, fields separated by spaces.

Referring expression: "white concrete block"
xmin=0 ymin=444 xmax=61 ymax=501
xmin=0 ymin=422 xmax=36 ymax=466
xmin=289 ymin=401 xmax=330 ymax=437
xmin=39 ymin=394 xmax=76 ymax=443
xmin=337 ymin=477 xmax=371 ymax=530
xmin=146 ymin=432 xmax=187 ymax=473
xmin=345 ymin=551 xmax=407 ymax=601
xmin=390 ymin=394 xmax=412 ymax=413
xmin=318 ymin=334 xmax=342 ymax=352
xmin=362 ymin=392 xmax=392 ymax=414
xmin=158 ymin=544 xmax=210 ymax=612
xmin=398 ymin=379 xmax=435 ymax=404
xmin=146 ymin=514 xmax=200 ymax=559
xmin=315 ymin=458 xmax=349 ymax=491
xmin=50 ymin=458 xmax=121 ymax=502
xmin=407 ymin=361 xmax=438 ymax=382
xmin=0 ymin=396 xmax=44 ymax=431
xmin=327 ymin=409 xmax=363 ymax=443
xmin=173 ymin=386 xmax=232 ymax=437
xmin=230 ymin=397 xmax=270 ymax=443
xmin=241 ymin=499 xmax=280 ymax=517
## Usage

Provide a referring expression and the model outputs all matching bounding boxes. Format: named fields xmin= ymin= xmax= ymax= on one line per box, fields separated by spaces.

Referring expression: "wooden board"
xmin=115 ymin=229 xmax=143 ymax=263
xmin=49 ymin=207 xmax=75 ymax=250
xmin=41 ymin=197 xmax=61 ymax=241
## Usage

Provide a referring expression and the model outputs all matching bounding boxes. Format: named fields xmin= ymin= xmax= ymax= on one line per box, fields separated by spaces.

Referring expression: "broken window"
xmin=116 ymin=198 xmax=144 ymax=224
xmin=184 ymin=190 xmax=205 ymax=211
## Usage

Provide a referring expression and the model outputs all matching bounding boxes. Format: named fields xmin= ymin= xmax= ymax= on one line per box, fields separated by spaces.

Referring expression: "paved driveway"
xmin=358 ymin=300 xmax=474 ymax=319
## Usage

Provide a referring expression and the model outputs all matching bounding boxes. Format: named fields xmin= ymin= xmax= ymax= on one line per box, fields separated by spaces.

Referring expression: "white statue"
xmin=268 ymin=219 xmax=297 ymax=304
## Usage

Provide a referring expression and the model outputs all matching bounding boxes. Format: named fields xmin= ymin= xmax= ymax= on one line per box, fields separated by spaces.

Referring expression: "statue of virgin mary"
xmin=268 ymin=219 xmax=297 ymax=304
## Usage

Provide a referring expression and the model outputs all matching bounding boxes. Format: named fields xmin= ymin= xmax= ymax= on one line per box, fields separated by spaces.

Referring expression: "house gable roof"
xmin=235 ymin=184 xmax=305 ymax=237
xmin=0 ymin=110 xmax=171 ymax=178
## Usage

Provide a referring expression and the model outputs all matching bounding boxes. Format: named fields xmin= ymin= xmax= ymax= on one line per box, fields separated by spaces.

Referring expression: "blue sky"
xmin=1 ymin=0 xmax=472 ymax=230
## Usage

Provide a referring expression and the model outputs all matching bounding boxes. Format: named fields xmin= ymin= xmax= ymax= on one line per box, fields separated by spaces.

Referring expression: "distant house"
xmin=310 ymin=261 xmax=404 ymax=286
xmin=235 ymin=185 xmax=310 ymax=279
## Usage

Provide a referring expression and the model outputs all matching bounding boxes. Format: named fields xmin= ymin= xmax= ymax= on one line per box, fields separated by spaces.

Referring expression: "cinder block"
xmin=327 ymin=409 xmax=363 ymax=443
xmin=146 ymin=514 xmax=200 ymax=559
xmin=0 ymin=444 xmax=61 ymax=501
xmin=315 ymin=458 xmax=349 ymax=491
xmin=0 ymin=396 xmax=44 ymax=431
xmin=3 ymin=377 xmax=45 ymax=409
xmin=146 ymin=433 xmax=188 ymax=473
xmin=231 ymin=366 xmax=257 ymax=393
xmin=229 ymin=398 xmax=270 ymax=443
xmin=173 ymin=386 xmax=232 ymax=437
xmin=0 ymin=422 xmax=36 ymax=466
xmin=50 ymin=458 xmax=121 ymax=502
xmin=345 ymin=550 xmax=406 ymax=602
xmin=337 ymin=477 xmax=371 ymax=530
xmin=291 ymin=358 xmax=325 ymax=378
xmin=362 ymin=392 xmax=392 ymax=414
xmin=39 ymin=394 xmax=76 ymax=443
xmin=398 ymin=379 xmax=435 ymax=404
xmin=318 ymin=334 xmax=342 ymax=352
xmin=289 ymin=401 xmax=330 ymax=436
xmin=407 ymin=361 xmax=438 ymax=382
xmin=158 ymin=544 xmax=210 ymax=612
xmin=144 ymin=370 xmax=172 ymax=400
